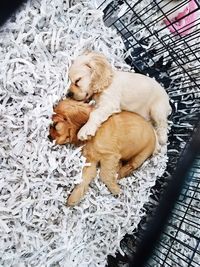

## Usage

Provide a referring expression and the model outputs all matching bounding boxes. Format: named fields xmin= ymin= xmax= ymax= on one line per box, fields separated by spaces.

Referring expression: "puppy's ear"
xmin=83 ymin=49 xmax=92 ymax=55
xmin=67 ymin=108 xmax=90 ymax=127
xmin=86 ymin=53 xmax=113 ymax=93
xmin=68 ymin=127 xmax=80 ymax=145
xmin=57 ymin=100 xmax=91 ymax=127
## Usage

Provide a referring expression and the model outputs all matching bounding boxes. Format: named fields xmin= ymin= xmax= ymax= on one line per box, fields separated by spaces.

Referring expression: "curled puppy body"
xmin=49 ymin=99 xmax=157 ymax=206
xmin=68 ymin=52 xmax=171 ymax=145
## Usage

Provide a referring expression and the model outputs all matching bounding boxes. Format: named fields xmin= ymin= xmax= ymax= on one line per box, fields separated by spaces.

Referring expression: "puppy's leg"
xmin=99 ymin=155 xmax=121 ymax=195
xmin=150 ymin=103 xmax=171 ymax=145
xmin=77 ymin=98 xmax=120 ymax=140
xmin=118 ymin=149 xmax=152 ymax=179
xmin=67 ymin=161 xmax=97 ymax=206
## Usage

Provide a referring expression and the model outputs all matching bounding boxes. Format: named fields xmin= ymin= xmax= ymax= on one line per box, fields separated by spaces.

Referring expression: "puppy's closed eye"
xmin=75 ymin=78 xmax=81 ymax=86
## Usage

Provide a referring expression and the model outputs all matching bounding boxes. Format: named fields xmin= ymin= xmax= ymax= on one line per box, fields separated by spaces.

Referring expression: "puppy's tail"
xmin=153 ymin=129 xmax=161 ymax=155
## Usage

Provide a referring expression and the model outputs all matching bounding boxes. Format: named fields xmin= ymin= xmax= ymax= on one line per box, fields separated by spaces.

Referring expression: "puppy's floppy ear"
xmin=72 ymin=107 xmax=91 ymax=126
xmin=55 ymin=100 xmax=91 ymax=127
xmin=83 ymin=49 xmax=92 ymax=55
xmin=86 ymin=53 xmax=113 ymax=93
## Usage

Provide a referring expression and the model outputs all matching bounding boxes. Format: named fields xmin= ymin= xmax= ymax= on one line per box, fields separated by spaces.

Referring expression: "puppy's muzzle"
xmin=49 ymin=124 xmax=58 ymax=142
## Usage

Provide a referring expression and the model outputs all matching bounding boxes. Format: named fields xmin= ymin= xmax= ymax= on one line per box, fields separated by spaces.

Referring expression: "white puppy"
xmin=67 ymin=52 xmax=171 ymax=145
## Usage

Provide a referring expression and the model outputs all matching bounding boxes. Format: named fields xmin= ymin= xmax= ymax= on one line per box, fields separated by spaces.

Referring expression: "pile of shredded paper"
xmin=0 ymin=1 xmax=168 ymax=266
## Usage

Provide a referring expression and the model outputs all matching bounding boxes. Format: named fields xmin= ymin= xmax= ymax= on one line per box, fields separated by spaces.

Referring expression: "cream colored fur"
xmin=68 ymin=52 xmax=171 ymax=145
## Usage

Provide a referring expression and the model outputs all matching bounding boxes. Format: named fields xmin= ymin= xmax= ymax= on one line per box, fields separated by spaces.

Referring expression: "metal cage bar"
xmin=100 ymin=1 xmax=200 ymax=266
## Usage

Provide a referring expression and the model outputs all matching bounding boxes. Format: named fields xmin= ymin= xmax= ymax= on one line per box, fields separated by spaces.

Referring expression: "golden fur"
xmin=68 ymin=51 xmax=171 ymax=145
xmin=49 ymin=99 xmax=157 ymax=206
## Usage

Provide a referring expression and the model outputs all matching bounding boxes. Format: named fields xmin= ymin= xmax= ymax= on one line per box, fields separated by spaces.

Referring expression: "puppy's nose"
xmin=48 ymin=134 xmax=53 ymax=142
xmin=66 ymin=91 xmax=74 ymax=98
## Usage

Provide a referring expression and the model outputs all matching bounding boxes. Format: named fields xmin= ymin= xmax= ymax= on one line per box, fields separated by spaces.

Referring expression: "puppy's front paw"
xmin=77 ymin=124 xmax=97 ymax=141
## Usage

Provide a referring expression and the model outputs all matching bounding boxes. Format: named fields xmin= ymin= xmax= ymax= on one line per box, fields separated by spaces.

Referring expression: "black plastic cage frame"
xmin=97 ymin=0 xmax=200 ymax=266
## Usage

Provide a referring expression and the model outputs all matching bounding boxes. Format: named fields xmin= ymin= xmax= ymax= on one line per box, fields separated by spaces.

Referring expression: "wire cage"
xmin=148 ymin=155 xmax=200 ymax=267
xmin=97 ymin=0 xmax=200 ymax=266
xmin=0 ymin=1 xmax=199 ymax=266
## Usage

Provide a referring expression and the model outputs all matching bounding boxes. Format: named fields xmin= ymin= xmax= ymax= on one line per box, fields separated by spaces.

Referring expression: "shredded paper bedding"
xmin=0 ymin=1 xmax=168 ymax=266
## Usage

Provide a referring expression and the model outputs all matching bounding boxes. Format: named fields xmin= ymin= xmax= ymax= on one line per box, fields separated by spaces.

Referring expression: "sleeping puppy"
xmin=67 ymin=51 xmax=171 ymax=145
xmin=49 ymin=99 xmax=158 ymax=206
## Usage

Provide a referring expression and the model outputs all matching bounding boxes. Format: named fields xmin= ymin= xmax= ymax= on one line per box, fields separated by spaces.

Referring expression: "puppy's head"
xmin=49 ymin=114 xmax=76 ymax=145
xmin=49 ymin=99 xmax=92 ymax=145
xmin=67 ymin=52 xmax=113 ymax=101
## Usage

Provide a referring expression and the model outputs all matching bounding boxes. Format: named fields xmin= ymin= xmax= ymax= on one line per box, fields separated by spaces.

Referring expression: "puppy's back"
xmin=88 ymin=111 xmax=156 ymax=161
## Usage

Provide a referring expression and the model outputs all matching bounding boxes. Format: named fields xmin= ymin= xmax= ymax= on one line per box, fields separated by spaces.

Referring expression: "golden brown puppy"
xmin=50 ymin=99 xmax=158 ymax=206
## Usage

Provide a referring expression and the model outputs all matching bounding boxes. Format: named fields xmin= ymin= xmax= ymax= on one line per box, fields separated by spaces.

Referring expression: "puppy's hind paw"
xmin=157 ymin=131 xmax=168 ymax=145
xmin=107 ymin=184 xmax=120 ymax=196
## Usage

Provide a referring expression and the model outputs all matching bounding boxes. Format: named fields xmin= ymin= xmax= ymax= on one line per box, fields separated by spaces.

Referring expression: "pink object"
xmin=164 ymin=0 xmax=198 ymax=36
